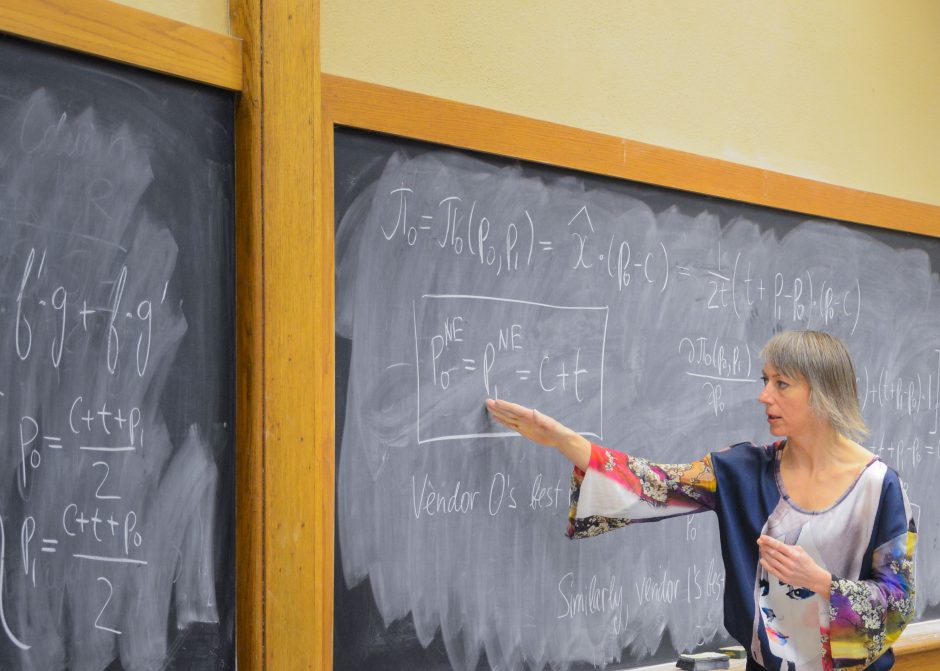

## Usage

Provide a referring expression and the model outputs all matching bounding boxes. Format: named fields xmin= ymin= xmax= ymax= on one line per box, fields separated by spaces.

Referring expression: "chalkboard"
xmin=333 ymin=126 xmax=940 ymax=670
xmin=0 ymin=34 xmax=234 ymax=669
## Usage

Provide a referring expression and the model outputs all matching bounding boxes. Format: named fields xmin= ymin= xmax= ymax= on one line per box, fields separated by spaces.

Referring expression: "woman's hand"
xmin=486 ymin=398 xmax=568 ymax=447
xmin=485 ymin=399 xmax=591 ymax=470
xmin=757 ymin=535 xmax=832 ymax=598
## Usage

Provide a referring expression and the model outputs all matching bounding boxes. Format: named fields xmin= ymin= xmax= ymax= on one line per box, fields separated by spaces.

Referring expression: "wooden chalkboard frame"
xmin=0 ymin=0 xmax=241 ymax=90
xmin=0 ymin=0 xmax=254 ymax=668
xmin=320 ymin=74 xmax=940 ymax=671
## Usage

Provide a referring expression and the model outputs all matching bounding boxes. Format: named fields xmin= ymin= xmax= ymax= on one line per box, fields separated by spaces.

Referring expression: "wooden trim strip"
xmin=263 ymin=0 xmax=328 ymax=669
xmin=632 ymin=621 xmax=940 ymax=669
xmin=633 ymin=620 xmax=940 ymax=671
xmin=230 ymin=0 xmax=262 ymax=667
xmin=322 ymin=74 xmax=939 ymax=237
xmin=0 ymin=0 xmax=242 ymax=90
xmin=893 ymin=619 xmax=940 ymax=657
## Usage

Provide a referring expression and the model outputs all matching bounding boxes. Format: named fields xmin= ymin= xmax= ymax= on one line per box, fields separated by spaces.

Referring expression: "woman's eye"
xmin=785 ymin=586 xmax=815 ymax=600
xmin=777 ymin=380 xmax=789 ymax=389
xmin=760 ymin=376 xmax=769 ymax=385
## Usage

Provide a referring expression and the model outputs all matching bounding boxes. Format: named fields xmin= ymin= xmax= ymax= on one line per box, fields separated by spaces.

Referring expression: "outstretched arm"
xmin=486 ymin=397 xmax=718 ymax=541
xmin=486 ymin=398 xmax=591 ymax=470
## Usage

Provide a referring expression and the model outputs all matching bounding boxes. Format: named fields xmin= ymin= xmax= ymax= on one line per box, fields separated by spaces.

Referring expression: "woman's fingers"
xmin=758 ymin=536 xmax=789 ymax=580
xmin=759 ymin=537 xmax=804 ymax=570
xmin=486 ymin=399 xmax=534 ymax=426
xmin=485 ymin=398 xmax=571 ymax=449
xmin=758 ymin=536 xmax=789 ymax=557
xmin=486 ymin=398 xmax=530 ymax=420
xmin=488 ymin=407 xmax=522 ymax=427
xmin=758 ymin=536 xmax=826 ymax=592
xmin=760 ymin=551 xmax=790 ymax=581
xmin=759 ymin=557 xmax=773 ymax=574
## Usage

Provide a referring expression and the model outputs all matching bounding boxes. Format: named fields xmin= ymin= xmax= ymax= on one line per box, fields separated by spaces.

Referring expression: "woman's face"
xmin=758 ymin=364 xmax=817 ymax=438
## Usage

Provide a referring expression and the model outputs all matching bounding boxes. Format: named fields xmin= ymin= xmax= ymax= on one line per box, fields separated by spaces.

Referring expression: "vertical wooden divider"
xmin=230 ymin=0 xmax=263 ymax=668
xmin=232 ymin=0 xmax=328 ymax=668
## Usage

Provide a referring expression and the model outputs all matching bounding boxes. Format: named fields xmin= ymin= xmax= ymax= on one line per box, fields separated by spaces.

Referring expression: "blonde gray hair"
xmin=761 ymin=330 xmax=868 ymax=441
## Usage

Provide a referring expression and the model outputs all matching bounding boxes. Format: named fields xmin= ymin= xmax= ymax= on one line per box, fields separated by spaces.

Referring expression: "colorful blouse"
xmin=567 ymin=441 xmax=916 ymax=671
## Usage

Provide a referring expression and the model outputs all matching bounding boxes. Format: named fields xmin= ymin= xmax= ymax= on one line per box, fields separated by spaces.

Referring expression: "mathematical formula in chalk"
xmin=411 ymin=294 xmax=608 ymax=445
xmin=0 ymin=244 xmax=171 ymax=650
xmin=10 ymin=247 xmax=168 ymax=376
xmin=378 ymin=188 xmax=865 ymax=333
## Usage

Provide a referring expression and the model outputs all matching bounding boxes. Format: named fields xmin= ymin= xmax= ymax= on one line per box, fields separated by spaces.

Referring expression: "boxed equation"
xmin=414 ymin=294 xmax=608 ymax=444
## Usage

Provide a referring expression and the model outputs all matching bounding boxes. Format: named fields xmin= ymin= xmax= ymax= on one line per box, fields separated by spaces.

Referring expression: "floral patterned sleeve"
xmin=567 ymin=443 xmax=717 ymax=539
xmin=827 ymin=493 xmax=917 ymax=669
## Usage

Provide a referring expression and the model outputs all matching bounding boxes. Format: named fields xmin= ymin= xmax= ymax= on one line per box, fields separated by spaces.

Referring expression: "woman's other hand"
xmin=757 ymin=535 xmax=832 ymax=599
xmin=485 ymin=399 xmax=591 ymax=470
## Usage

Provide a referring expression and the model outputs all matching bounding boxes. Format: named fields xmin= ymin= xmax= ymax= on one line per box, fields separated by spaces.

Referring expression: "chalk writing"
xmin=0 ymin=55 xmax=232 ymax=669
xmin=335 ymin=140 xmax=940 ymax=671
xmin=413 ymin=294 xmax=608 ymax=444
xmin=557 ymin=571 xmax=626 ymax=634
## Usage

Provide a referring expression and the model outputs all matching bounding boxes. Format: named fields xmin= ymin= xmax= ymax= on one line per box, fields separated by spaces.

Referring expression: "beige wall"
xmin=321 ymin=1 xmax=939 ymax=208
xmin=112 ymin=0 xmax=230 ymax=36
xmin=122 ymin=0 xmax=940 ymax=208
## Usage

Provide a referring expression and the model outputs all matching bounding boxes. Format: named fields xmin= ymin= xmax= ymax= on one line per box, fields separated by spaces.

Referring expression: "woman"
xmin=486 ymin=330 xmax=915 ymax=671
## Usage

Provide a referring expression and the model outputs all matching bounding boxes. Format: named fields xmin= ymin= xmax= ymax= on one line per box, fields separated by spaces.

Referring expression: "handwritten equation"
xmin=413 ymin=294 xmax=608 ymax=444
xmin=380 ymin=188 xmax=864 ymax=333
xmin=679 ymin=335 xmax=757 ymax=416
xmin=0 ymin=244 xmax=168 ymax=650
xmin=863 ymin=350 xmax=940 ymax=474
xmin=2 ymin=409 xmax=149 ymax=649
xmin=10 ymin=247 xmax=163 ymax=376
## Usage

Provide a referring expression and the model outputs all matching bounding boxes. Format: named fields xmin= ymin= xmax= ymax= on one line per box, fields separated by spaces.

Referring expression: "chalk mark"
xmin=0 ymin=215 xmax=127 ymax=252
xmin=685 ymin=372 xmax=758 ymax=383
xmin=422 ymin=293 xmax=607 ymax=312
xmin=0 ymin=515 xmax=30 ymax=649
xmin=79 ymin=446 xmax=136 ymax=452
xmin=73 ymin=553 xmax=148 ymax=565
xmin=419 ymin=430 xmax=602 ymax=445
